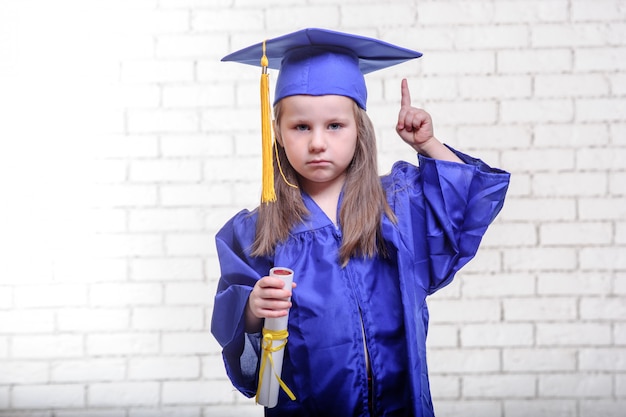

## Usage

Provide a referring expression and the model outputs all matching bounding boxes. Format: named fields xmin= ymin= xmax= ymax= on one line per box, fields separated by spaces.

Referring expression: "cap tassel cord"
xmin=260 ymin=41 xmax=276 ymax=203
xmin=274 ymin=139 xmax=299 ymax=189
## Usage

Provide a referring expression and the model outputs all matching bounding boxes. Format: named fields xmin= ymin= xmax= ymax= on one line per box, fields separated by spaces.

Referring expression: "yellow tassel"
xmin=260 ymin=41 xmax=276 ymax=203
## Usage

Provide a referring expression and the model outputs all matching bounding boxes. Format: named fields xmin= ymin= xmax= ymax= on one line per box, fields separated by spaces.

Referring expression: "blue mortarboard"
xmin=221 ymin=28 xmax=422 ymax=204
xmin=222 ymin=28 xmax=422 ymax=110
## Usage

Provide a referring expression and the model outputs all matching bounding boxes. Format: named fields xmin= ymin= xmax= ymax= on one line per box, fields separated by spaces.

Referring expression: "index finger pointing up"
xmin=401 ymin=78 xmax=412 ymax=108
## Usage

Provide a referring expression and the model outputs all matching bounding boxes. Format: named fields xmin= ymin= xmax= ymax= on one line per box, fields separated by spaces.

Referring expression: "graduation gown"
xmin=211 ymin=149 xmax=510 ymax=417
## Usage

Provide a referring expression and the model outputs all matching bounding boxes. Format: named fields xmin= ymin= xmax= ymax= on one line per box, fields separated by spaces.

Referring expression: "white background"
xmin=0 ymin=0 xmax=624 ymax=416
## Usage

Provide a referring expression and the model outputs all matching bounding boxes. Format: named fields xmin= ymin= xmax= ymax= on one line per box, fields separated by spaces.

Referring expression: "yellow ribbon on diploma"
xmin=256 ymin=328 xmax=296 ymax=404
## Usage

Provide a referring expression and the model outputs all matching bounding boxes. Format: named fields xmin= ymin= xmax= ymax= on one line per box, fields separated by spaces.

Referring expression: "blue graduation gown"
xmin=211 ymin=149 xmax=510 ymax=416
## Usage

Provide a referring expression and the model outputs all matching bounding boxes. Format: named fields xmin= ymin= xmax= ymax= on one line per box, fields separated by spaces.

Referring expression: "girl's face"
xmin=276 ymin=94 xmax=358 ymax=195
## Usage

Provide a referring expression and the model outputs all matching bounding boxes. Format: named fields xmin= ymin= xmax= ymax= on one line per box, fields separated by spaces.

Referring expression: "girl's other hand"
xmin=245 ymin=276 xmax=296 ymax=333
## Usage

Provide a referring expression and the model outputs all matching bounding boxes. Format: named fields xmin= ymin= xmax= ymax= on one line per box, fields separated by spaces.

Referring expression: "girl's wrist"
xmin=244 ymin=299 xmax=263 ymax=333
xmin=412 ymin=136 xmax=439 ymax=157
xmin=414 ymin=138 xmax=463 ymax=163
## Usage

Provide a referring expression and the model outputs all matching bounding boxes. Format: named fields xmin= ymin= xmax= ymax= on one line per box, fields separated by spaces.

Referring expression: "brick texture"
xmin=0 ymin=0 xmax=624 ymax=416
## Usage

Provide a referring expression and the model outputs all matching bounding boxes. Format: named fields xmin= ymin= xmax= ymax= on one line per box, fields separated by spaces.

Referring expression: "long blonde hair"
xmin=251 ymin=99 xmax=395 ymax=266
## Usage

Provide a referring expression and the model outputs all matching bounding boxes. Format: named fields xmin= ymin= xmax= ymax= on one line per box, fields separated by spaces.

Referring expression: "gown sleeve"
xmin=388 ymin=146 xmax=510 ymax=294
xmin=210 ymin=209 xmax=271 ymax=397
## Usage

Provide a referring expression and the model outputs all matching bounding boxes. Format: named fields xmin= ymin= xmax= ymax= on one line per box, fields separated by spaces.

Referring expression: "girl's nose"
xmin=309 ymin=130 xmax=327 ymax=152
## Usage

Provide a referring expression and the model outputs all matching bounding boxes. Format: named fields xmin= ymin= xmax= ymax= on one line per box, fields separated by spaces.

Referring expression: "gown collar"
xmin=291 ymin=191 xmax=343 ymax=234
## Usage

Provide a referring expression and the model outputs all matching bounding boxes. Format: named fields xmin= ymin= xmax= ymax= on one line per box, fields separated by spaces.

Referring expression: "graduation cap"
xmin=221 ymin=28 xmax=422 ymax=203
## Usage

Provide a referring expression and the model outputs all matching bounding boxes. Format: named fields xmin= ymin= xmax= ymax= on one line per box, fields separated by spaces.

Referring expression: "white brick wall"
xmin=0 ymin=0 xmax=624 ymax=416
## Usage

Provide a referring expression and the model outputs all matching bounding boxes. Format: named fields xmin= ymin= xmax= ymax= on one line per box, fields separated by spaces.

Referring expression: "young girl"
xmin=212 ymin=28 xmax=510 ymax=417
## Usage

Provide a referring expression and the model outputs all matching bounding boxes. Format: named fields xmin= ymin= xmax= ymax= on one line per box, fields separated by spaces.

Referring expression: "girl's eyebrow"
xmin=285 ymin=118 xmax=310 ymax=125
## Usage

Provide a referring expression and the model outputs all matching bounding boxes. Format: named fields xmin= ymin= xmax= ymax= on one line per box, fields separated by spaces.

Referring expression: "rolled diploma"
xmin=257 ymin=267 xmax=294 ymax=408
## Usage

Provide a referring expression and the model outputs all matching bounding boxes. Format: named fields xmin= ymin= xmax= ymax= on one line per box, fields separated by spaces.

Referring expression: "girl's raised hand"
xmin=396 ymin=78 xmax=435 ymax=152
xmin=395 ymin=79 xmax=463 ymax=163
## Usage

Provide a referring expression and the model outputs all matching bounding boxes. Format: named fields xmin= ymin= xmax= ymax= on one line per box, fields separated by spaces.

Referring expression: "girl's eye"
xmin=295 ymin=124 xmax=309 ymax=131
xmin=328 ymin=123 xmax=341 ymax=130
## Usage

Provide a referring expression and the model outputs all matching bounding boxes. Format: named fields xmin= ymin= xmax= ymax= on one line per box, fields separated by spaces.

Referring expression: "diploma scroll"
xmin=256 ymin=267 xmax=295 ymax=408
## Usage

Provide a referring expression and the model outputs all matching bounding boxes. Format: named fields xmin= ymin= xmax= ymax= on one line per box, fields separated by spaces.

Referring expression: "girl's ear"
xmin=273 ymin=119 xmax=284 ymax=147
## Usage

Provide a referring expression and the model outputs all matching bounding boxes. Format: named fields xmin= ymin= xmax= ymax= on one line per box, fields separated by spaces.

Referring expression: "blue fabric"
xmin=221 ymin=28 xmax=422 ymax=110
xmin=211 ymin=148 xmax=510 ymax=416
xmin=274 ymin=46 xmax=369 ymax=109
